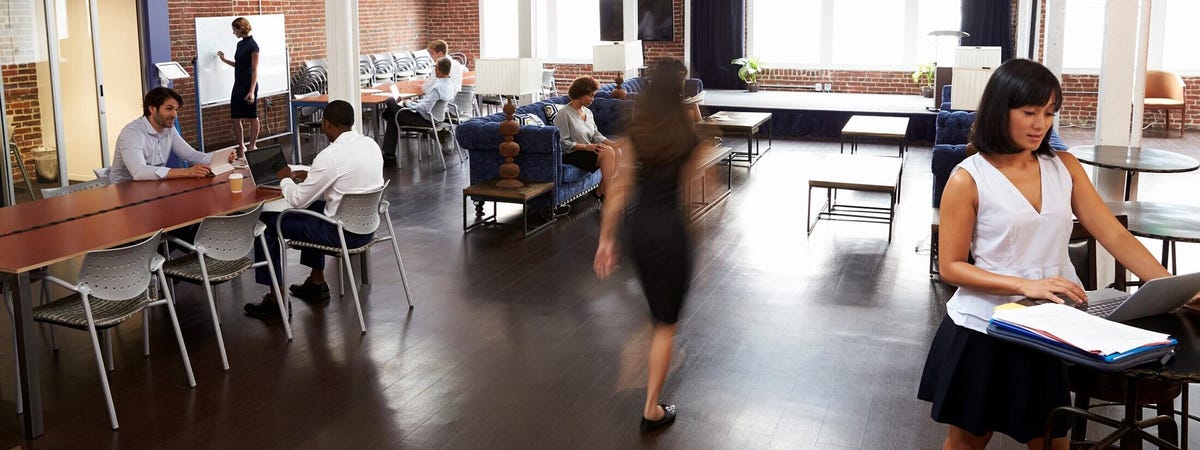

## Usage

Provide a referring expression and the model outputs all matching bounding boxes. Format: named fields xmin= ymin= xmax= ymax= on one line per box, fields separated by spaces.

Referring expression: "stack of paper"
xmin=991 ymin=303 xmax=1175 ymax=362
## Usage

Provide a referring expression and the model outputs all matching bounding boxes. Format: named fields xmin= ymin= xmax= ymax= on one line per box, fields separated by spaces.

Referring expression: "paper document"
xmin=991 ymin=303 xmax=1173 ymax=356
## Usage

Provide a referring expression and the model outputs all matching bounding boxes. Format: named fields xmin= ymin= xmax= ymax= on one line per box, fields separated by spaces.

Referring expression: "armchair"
xmin=1144 ymin=70 xmax=1186 ymax=138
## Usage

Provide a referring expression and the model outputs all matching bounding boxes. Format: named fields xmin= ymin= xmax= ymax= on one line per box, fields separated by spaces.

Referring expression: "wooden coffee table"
xmin=840 ymin=115 xmax=910 ymax=157
xmin=463 ymin=180 xmax=555 ymax=238
xmin=807 ymin=154 xmax=903 ymax=242
xmin=687 ymin=146 xmax=734 ymax=220
xmin=697 ymin=111 xmax=773 ymax=167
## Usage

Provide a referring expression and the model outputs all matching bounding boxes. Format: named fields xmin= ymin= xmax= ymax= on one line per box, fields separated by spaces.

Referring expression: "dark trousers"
xmin=382 ymin=98 xmax=443 ymax=159
xmin=254 ymin=201 xmax=374 ymax=286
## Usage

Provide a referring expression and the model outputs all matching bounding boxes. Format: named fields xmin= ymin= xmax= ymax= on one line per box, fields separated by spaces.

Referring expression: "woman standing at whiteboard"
xmin=217 ymin=17 xmax=259 ymax=157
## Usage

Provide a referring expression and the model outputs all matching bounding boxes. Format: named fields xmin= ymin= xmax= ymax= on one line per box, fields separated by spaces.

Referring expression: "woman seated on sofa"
xmin=555 ymin=76 xmax=622 ymax=200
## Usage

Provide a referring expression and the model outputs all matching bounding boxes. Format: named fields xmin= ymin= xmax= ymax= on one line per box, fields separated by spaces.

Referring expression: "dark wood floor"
xmin=1 ymin=128 xmax=1199 ymax=449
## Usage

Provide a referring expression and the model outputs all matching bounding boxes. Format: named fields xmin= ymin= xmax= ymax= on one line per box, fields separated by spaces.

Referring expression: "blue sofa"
xmin=595 ymin=77 xmax=704 ymax=99
xmin=931 ymin=86 xmax=1068 ymax=207
xmin=455 ymin=95 xmax=633 ymax=209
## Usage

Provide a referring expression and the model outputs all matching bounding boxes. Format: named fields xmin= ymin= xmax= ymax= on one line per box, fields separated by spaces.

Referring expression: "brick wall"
xmin=2 ymin=63 xmax=40 ymax=182
xmin=167 ymin=0 xmax=429 ymax=148
xmin=426 ymin=0 xmax=479 ymax=68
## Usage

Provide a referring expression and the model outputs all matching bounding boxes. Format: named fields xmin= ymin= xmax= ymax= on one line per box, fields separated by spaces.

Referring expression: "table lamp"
xmin=474 ymin=58 xmax=543 ymax=188
xmin=592 ymin=41 xmax=643 ymax=100
xmin=950 ymin=46 xmax=1001 ymax=111
xmin=926 ymin=31 xmax=969 ymax=109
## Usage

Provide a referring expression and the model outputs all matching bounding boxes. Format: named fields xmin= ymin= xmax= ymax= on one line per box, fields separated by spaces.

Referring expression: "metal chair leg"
xmin=158 ymin=270 xmax=196 ymax=389
xmin=196 ymin=260 xmax=230 ymax=371
xmin=383 ymin=213 xmax=414 ymax=309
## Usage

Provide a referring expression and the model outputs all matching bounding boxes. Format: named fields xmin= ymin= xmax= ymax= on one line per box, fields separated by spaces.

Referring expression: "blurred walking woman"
xmin=594 ymin=59 xmax=711 ymax=433
xmin=217 ymin=17 xmax=259 ymax=156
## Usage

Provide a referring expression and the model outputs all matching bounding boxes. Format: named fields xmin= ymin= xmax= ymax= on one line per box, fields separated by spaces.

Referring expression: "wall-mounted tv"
xmin=599 ymin=0 xmax=624 ymax=42
xmin=637 ymin=0 xmax=673 ymax=41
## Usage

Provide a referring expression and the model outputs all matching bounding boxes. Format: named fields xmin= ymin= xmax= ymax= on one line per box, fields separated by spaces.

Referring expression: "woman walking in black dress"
xmin=217 ymin=17 xmax=259 ymax=157
xmin=594 ymin=59 xmax=710 ymax=433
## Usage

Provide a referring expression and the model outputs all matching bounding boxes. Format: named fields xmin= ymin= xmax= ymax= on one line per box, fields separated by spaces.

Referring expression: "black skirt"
xmin=917 ymin=315 xmax=1072 ymax=443
xmin=230 ymin=84 xmax=259 ymax=119
xmin=563 ymin=150 xmax=599 ymax=171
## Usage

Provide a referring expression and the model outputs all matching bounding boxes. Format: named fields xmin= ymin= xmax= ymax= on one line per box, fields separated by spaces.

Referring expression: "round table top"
xmin=1068 ymin=145 xmax=1199 ymax=173
xmin=1107 ymin=201 xmax=1200 ymax=243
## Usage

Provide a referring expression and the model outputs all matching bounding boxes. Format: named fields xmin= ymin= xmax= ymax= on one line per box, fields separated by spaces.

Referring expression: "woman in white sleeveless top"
xmin=918 ymin=59 xmax=1170 ymax=450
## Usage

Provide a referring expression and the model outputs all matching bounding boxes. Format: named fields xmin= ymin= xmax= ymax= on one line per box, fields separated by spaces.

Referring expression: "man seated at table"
xmin=381 ymin=57 xmax=456 ymax=162
xmin=109 ymin=87 xmax=214 ymax=184
xmin=423 ymin=39 xmax=468 ymax=94
xmin=244 ymin=100 xmax=384 ymax=318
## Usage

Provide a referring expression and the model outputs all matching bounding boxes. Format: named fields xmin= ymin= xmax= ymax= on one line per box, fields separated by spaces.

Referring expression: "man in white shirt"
xmin=245 ymin=100 xmax=385 ymax=318
xmin=381 ymin=57 xmax=456 ymax=160
xmin=109 ymin=87 xmax=213 ymax=184
xmin=422 ymin=39 xmax=467 ymax=94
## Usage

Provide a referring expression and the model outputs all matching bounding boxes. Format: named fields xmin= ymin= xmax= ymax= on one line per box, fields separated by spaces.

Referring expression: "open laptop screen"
xmin=245 ymin=145 xmax=288 ymax=186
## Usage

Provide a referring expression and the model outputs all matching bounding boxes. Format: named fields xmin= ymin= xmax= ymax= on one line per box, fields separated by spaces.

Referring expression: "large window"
xmin=481 ymin=0 xmax=602 ymax=63
xmin=1061 ymin=0 xmax=1200 ymax=73
xmin=748 ymin=0 xmax=959 ymax=70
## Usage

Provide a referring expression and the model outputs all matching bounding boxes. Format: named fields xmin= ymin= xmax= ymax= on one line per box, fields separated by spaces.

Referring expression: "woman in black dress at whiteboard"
xmin=594 ymin=59 xmax=710 ymax=433
xmin=217 ymin=17 xmax=259 ymax=157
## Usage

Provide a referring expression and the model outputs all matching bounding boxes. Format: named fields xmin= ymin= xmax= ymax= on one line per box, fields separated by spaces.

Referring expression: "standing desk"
xmin=0 ymin=173 xmax=279 ymax=438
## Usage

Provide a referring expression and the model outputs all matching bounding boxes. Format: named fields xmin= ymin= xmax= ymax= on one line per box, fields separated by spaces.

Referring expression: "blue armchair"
xmin=456 ymin=95 xmax=633 ymax=209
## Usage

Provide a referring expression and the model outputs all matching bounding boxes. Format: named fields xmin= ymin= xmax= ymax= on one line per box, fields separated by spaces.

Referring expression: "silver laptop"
xmin=208 ymin=146 xmax=237 ymax=176
xmin=245 ymin=144 xmax=289 ymax=190
xmin=1082 ymin=272 xmax=1200 ymax=321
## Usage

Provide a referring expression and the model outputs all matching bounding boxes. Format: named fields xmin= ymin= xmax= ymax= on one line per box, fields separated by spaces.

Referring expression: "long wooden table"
xmin=0 ymin=172 xmax=279 ymax=438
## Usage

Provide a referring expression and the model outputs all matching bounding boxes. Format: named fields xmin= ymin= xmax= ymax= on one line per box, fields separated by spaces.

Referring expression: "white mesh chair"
xmin=30 ymin=230 xmax=196 ymax=430
xmin=358 ymin=55 xmax=375 ymax=88
xmin=445 ymin=102 xmax=469 ymax=163
xmin=452 ymin=90 xmax=480 ymax=121
xmin=162 ymin=203 xmax=290 ymax=370
xmin=276 ymin=181 xmax=414 ymax=334
xmin=391 ymin=53 xmax=416 ymax=80
xmin=92 ymin=167 xmax=109 ymax=182
xmin=450 ymin=52 xmax=468 ymax=67
xmin=412 ymin=49 xmax=434 ymax=77
xmin=40 ymin=177 xmax=109 ymax=198
xmin=396 ymin=100 xmax=453 ymax=171
xmin=372 ymin=53 xmax=396 ymax=83
xmin=541 ymin=68 xmax=558 ymax=99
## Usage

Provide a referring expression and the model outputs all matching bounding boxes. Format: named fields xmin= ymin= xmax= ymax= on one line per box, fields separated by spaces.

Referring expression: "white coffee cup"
xmin=229 ymin=173 xmax=244 ymax=193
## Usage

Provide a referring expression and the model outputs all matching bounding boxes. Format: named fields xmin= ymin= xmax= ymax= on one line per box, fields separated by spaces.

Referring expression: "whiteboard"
xmin=194 ymin=15 xmax=289 ymax=106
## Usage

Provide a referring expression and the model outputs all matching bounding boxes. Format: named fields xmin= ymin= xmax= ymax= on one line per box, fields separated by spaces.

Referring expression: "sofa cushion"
xmin=936 ymin=110 xmax=975 ymax=145
xmin=559 ymin=162 xmax=591 ymax=183
xmin=543 ymin=103 xmax=564 ymax=123
xmin=514 ymin=113 xmax=544 ymax=126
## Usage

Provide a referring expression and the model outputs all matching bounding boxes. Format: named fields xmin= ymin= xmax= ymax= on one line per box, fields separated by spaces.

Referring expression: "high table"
xmin=0 ymin=173 xmax=279 ymax=438
xmin=1068 ymin=145 xmax=1199 ymax=201
xmin=1106 ymin=201 xmax=1200 ymax=275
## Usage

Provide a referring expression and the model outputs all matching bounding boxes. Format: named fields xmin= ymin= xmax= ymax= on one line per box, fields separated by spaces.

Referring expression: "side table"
xmin=463 ymin=180 xmax=556 ymax=238
xmin=687 ymin=146 xmax=734 ymax=220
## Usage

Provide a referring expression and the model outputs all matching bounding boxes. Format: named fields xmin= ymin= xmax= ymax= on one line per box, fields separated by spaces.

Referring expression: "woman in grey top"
xmin=554 ymin=76 xmax=621 ymax=199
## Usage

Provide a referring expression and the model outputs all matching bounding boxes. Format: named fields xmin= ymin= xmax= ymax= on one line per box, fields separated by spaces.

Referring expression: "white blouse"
xmin=945 ymin=152 xmax=1080 ymax=333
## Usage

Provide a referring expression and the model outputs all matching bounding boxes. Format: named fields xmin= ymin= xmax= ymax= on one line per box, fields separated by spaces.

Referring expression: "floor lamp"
xmin=592 ymin=41 xmax=643 ymax=100
xmin=474 ymin=58 xmax=542 ymax=188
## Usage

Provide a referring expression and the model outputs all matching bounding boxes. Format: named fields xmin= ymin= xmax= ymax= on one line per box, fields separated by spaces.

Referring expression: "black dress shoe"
xmin=244 ymin=294 xmax=282 ymax=319
xmin=591 ymin=191 xmax=606 ymax=203
xmin=640 ymin=404 xmax=677 ymax=432
xmin=289 ymin=279 xmax=330 ymax=299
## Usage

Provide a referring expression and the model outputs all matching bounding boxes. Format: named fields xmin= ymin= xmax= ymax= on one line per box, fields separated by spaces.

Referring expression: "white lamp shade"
xmin=592 ymin=41 xmax=644 ymax=71
xmin=474 ymin=58 xmax=543 ymax=96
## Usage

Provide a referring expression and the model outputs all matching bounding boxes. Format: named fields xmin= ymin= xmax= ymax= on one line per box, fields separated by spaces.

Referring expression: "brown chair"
xmin=1145 ymin=70 xmax=1187 ymax=138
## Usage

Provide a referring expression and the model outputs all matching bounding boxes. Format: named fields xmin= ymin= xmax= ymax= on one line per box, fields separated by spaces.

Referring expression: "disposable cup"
xmin=229 ymin=173 xmax=244 ymax=193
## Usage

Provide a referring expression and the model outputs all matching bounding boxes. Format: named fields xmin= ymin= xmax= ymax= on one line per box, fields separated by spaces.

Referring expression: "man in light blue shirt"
xmin=382 ymin=58 xmax=456 ymax=159
xmin=109 ymin=87 xmax=213 ymax=183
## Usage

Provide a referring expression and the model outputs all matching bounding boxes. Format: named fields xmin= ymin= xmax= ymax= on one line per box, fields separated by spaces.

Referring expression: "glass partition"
xmin=1 ymin=0 xmax=60 ymax=205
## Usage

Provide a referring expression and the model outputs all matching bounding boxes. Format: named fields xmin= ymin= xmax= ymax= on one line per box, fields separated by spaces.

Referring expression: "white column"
xmin=1094 ymin=0 xmax=1150 ymax=200
xmin=326 ymin=0 xmax=361 ymax=132
xmin=1016 ymin=0 xmax=1034 ymax=59
xmin=517 ymin=0 xmax=533 ymax=58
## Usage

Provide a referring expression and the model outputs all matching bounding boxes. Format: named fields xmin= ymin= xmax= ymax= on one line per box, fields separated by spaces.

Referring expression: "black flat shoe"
xmin=592 ymin=191 xmax=606 ymax=203
xmin=640 ymin=404 xmax=676 ymax=432
xmin=289 ymin=279 xmax=330 ymax=299
xmin=244 ymin=294 xmax=282 ymax=319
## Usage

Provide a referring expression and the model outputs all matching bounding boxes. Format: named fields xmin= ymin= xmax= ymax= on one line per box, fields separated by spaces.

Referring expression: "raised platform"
xmin=701 ymin=89 xmax=936 ymax=142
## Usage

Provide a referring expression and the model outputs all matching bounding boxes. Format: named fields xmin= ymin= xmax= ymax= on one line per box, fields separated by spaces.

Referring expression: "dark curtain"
xmin=961 ymin=0 xmax=1013 ymax=61
xmin=690 ymin=0 xmax=745 ymax=89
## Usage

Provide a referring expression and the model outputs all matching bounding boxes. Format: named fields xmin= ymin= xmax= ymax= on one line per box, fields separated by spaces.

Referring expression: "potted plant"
xmin=731 ymin=56 xmax=766 ymax=92
xmin=912 ymin=62 xmax=936 ymax=98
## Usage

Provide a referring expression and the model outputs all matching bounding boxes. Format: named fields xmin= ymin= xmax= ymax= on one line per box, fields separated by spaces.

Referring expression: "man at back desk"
xmin=109 ymin=87 xmax=214 ymax=184
xmin=243 ymin=100 xmax=385 ymax=319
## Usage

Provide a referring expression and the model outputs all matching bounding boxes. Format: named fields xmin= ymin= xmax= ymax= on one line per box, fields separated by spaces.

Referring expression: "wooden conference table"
xmin=0 ymin=172 xmax=279 ymax=438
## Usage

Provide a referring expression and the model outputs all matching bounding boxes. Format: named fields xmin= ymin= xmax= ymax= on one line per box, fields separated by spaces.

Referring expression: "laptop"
xmin=245 ymin=144 xmax=290 ymax=190
xmin=1082 ymin=272 xmax=1200 ymax=321
xmin=208 ymin=146 xmax=237 ymax=176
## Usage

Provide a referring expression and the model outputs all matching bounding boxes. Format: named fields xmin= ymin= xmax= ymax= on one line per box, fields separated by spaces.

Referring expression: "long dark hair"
xmin=626 ymin=59 xmax=699 ymax=167
xmin=970 ymin=58 xmax=1063 ymax=157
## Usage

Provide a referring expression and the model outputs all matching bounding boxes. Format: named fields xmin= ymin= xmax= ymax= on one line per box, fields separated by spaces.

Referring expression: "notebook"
xmin=208 ymin=147 xmax=237 ymax=176
xmin=1081 ymin=272 xmax=1200 ymax=321
xmin=245 ymin=145 xmax=290 ymax=190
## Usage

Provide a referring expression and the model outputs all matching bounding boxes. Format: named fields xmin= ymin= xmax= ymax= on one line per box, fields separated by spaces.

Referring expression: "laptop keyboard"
xmin=1083 ymin=292 xmax=1132 ymax=317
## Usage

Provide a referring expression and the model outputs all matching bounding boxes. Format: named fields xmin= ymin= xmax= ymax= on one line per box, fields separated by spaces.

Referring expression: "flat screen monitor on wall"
xmin=600 ymin=0 xmax=623 ymax=42
xmin=637 ymin=0 xmax=673 ymax=41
